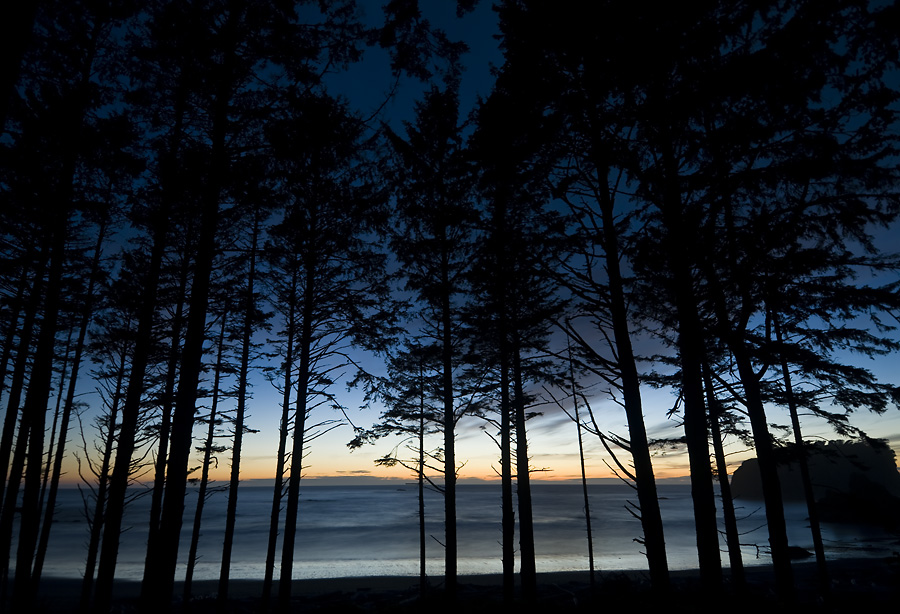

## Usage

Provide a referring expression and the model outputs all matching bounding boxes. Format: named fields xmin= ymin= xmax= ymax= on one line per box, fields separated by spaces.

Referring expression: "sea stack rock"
xmin=730 ymin=439 xmax=900 ymax=527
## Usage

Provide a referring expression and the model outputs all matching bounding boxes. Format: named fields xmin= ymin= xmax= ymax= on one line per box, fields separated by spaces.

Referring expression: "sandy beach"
xmin=29 ymin=556 xmax=899 ymax=613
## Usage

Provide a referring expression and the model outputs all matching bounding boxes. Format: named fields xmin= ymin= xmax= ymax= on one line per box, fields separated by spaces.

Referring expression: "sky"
xmin=51 ymin=1 xmax=900 ymax=488
xmin=224 ymin=1 xmax=900 ymax=486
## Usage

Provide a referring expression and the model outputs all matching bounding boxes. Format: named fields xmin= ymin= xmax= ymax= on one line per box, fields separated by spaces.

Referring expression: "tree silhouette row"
xmin=1 ymin=1 xmax=898 ymax=612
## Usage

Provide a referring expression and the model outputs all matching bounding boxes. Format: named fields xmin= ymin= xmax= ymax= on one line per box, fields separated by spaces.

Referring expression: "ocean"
xmin=32 ymin=482 xmax=898 ymax=581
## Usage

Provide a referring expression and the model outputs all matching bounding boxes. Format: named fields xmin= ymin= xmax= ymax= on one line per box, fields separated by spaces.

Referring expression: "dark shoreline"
xmin=33 ymin=556 xmax=900 ymax=613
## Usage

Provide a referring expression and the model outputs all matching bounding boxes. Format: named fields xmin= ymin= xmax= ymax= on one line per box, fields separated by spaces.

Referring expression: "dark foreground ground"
xmin=31 ymin=556 xmax=900 ymax=614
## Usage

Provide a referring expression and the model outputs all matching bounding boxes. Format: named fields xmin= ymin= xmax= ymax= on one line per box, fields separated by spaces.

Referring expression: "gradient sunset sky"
xmin=57 ymin=1 xmax=900 ymax=487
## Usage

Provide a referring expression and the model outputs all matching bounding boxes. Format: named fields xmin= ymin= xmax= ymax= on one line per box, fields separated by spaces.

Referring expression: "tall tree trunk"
xmin=184 ymin=305 xmax=230 ymax=602
xmin=79 ymin=347 xmax=128 ymax=613
xmin=144 ymin=130 xmax=226 ymax=614
xmin=40 ymin=327 xmax=74 ymax=513
xmin=417 ymin=362 xmax=428 ymax=598
xmin=490 ymin=199 xmax=515 ymax=603
xmin=678 ymin=322 xmax=723 ymax=586
xmin=0 ymin=256 xmax=35 ymax=596
xmin=511 ymin=333 xmax=536 ymax=599
xmin=500 ymin=355 xmax=514 ymax=602
xmin=659 ymin=147 xmax=721 ymax=590
xmin=92 ymin=204 xmax=168 ymax=614
xmin=0 ymin=226 xmax=50 ymax=597
xmin=595 ymin=165 xmax=670 ymax=591
xmin=10 ymin=204 xmax=69 ymax=611
xmin=261 ymin=272 xmax=297 ymax=611
xmin=702 ymin=362 xmax=745 ymax=590
xmin=219 ymin=211 xmax=260 ymax=602
xmin=774 ymin=316 xmax=827 ymax=594
xmin=702 ymin=251 xmax=794 ymax=599
xmin=277 ymin=267 xmax=314 ymax=611
xmin=6 ymin=16 xmax=102 ymax=596
xmin=142 ymin=12 xmax=237 ymax=603
xmin=0 ymin=253 xmax=35 ymax=412
xmin=439 ymin=246 xmax=457 ymax=601
xmin=568 ymin=338 xmax=595 ymax=585
xmin=731 ymin=343 xmax=794 ymax=599
xmin=139 ymin=250 xmax=190 ymax=600
xmin=92 ymin=62 xmax=190 ymax=614
xmin=33 ymin=216 xmax=110 ymax=585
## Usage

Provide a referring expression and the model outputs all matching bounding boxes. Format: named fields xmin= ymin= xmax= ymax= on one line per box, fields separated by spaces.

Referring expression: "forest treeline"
xmin=1 ymin=1 xmax=899 ymax=612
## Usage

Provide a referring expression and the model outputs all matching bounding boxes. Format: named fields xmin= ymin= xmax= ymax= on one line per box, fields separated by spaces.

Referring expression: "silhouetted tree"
xmin=32 ymin=207 xmax=115 ymax=587
xmin=544 ymin=335 xmax=598 ymax=586
xmin=183 ymin=301 xmax=231 ymax=603
xmin=264 ymin=91 xmax=392 ymax=611
xmin=0 ymin=250 xmax=43 ymax=506
xmin=0 ymin=3 xmax=137 ymax=608
xmin=78 ymin=340 xmax=130 ymax=614
xmin=136 ymin=2 xmax=335 ymax=607
xmin=488 ymin=1 xmax=675 ymax=590
xmin=90 ymin=0 xmax=205 ymax=606
xmin=91 ymin=202 xmax=174 ymax=612
xmin=218 ymin=197 xmax=268 ymax=602
xmin=78 ymin=256 xmax=159 ymax=612
xmin=349 ymin=341 xmax=441 ymax=598
xmin=138 ymin=213 xmax=193 ymax=600
xmin=385 ymin=80 xmax=478 ymax=600
xmin=468 ymin=125 xmax=566 ymax=600
xmin=259 ymin=266 xmax=298 ymax=612
xmin=566 ymin=337 xmax=595 ymax=585
xmin=633 ymin=0 xmax=900 ymax=598
xmin=0 ymin=244 xmax=39 ymax=451
xmin=701 ymin=360 xmax=746 ymax=589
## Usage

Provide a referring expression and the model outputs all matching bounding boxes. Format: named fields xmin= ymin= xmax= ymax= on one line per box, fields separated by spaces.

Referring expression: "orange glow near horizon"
xmin=53 ymin=395 xmax=900 ymax=487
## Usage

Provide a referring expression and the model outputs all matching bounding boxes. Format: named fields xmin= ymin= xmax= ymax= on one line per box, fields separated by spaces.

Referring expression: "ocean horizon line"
xmin=51 ymin=475 xmax=694 ymax=488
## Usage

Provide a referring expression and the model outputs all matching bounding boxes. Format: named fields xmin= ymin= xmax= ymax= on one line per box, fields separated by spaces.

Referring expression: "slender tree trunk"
xmin=731 ymin=343 xmax=794 ymax=599
xmin=702 ymin=362 xmax=745 ymax=590
xmin=10 ymin=218 xmax=67 ymax=610
xmin=774 ymin=316 xmax=828 ymax=594
xmin=92 ymin=206 xmax=168 ymax=614
xmin=140 ymin=252 xmax=189 ymax=599
xmin=0 ymin=257 xmax=37 ymax=598
xmin=0 ymin=267 xmax=43 ymax=483
xmin=500 ymin=356 xmax=515 ymax=602
xmin=511 ymin=333 xmax=537 ymax=599
xmin=219 ymin=212 xmax=260 ymax=602
xmin=0 ymin=238 xmax=49 ymax=596
xmin=7 ymin=26 xmax=100 ymax=597
xmin=145 ymin=156 xmax=224 ymax=611
xmin=79 ymin=348 xmax=128 ymax=613
xmin=568 ymin=338 xmax=595 ymax=585
xmin=184 ymin=306 xmax=230 ymax=602
xmin=92 ymin=62 xmax=189 ymax=614
xmin=595 ymin=166 xmax=670 ymax=591
xmin=658 ymin=147 xmax=721 ymax=590
xmin=33 ymin=216 xmax=109 ymax=586
xmin=0 ymin=255 xmax=34 ymax=412
xmin=699 ymin=229 xmax=793 ymax=600
xmin=261 ymin=272 xmax=297 ymax=612
xmin=490 ymin=201 xmax=515 ymax=602
xmin=40 ymin=327 xmax=73 ymax=513
xmin=439 ymin=246 xmax=457 ymax=601
xmin=277 ymin=267 xmax=314 ymax=611
xmin=143 ymin=14 xmax=236 ymax=604
xmin=681 ymin=338 xmax=724 ymax=585
xmin=417 ymin=363 xmax=427 ymax=598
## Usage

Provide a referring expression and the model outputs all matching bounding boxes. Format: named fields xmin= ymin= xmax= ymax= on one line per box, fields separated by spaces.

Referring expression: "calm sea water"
xmin=33 ymin=483 xmax=898 ymax=581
